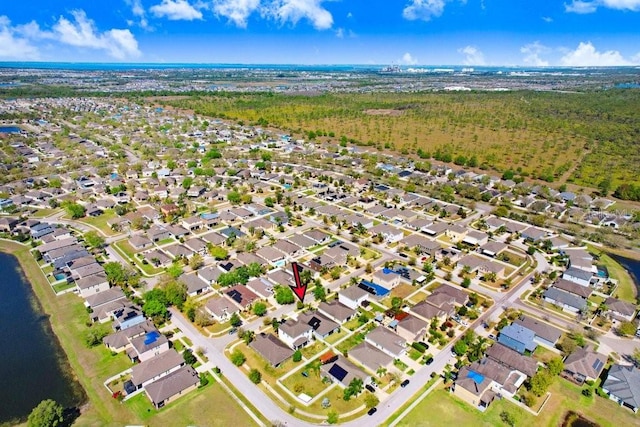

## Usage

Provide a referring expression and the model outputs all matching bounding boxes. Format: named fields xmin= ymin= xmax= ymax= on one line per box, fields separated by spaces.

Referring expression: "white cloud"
xmin=520 ymin=41 xmax=550 ymax=66
xmin=401 ymin=52 xmax=418 ymax=65
xmin=403 ymin=0 xmax=447 ymax=21
xmin=560 ymin=42 xmax=635 ymax=66
xmin=0 ymin=16 xmax=40 ymax=60
xmin=541 ymin=16 xmax=553 ymax=22
xmin=212 ymin=0 xmax=261 ymax=27
xmin=52 ymin=10 xmax=141 ymax=59
xmin=565 ymin=0 xmax=640 ymax=13
xmin=265 ymin=0 xmax=333 ymax=30
xmin=150 ymin=0 xmax=203 ymax=21
xmin=335 ymin=27 xmax=344 ymax=38
xmin=125 ymin=0 xmax=150 ymax=29
xmin=346 ymin=12 xmax=353 ymax=18
xmin=458 ymin=45 xmax=486 ymax=65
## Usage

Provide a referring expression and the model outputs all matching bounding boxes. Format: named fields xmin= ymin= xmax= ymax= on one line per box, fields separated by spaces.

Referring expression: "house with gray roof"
xmin=180 ymin=273 xmax=211 ymax=297
xmin=498 ymin=323 xmax=537 ymax=354
xmin=563 ymin=267 xmax=593 ymax=287
xmin=552 ymin=278 xmax=592 ymax=298
xmin=318 ymin=301 xmax=356 ymax=324
xmin=76 ymin=273 xmax=109 ymax=298
xmin=365 ymin=326 xmax=407 ymax=358
xmin=131 ymin=348 xmax=185 ymax=389
xmin=513 ymin=316 xmax=562 ymax=348
xmin=563 ymin=346 xmax=606 ymax=385
xmin=543 ymin=287 xmax=588 ymax=314
xmin=602 ymin=364 xmax=640 ymax=413
xmin=251 ymin=333 xmax=293 ymax=367
xmin=338 ymin=285 xmax=369 ymax=310
xmin=605 ymin=297 xmax=637 ymax=322
xmin=349 ymin=341 xmax=393 ymax=373
xmin=485 ymin=343 xmax=538 ymax=378
xmin=144 ymin=365 xmax=199 ymax=409
xmin=321 ymin=355 xmax=370 ymax=388
xmin=204 ymin=297 xmax=238 ymax=322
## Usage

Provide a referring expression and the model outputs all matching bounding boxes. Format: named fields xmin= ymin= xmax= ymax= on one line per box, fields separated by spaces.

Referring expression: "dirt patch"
xmin=363 ymin=109 xmax=404 ymax=116
xmin=561 ymin=411 xmax=600 ymax=427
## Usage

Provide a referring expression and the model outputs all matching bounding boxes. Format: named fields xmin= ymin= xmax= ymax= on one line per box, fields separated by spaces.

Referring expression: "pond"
xmin=0 ymin=252 xmax=85 ymax=424
xmin=609 ymin=253 xmax=640 ymax=296
xmin=561 ymin=411 xmax=599 ymax=427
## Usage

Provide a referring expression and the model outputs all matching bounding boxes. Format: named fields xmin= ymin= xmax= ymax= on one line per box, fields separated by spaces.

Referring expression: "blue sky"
xmin=0 ymin=0 xmax=639 ymax=65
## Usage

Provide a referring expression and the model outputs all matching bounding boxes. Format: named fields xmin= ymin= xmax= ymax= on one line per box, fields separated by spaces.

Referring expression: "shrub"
xmin=411 ymin=342 xmax=427 ymax=353
xmin=248 ymin=369 xmax=262 ymax=384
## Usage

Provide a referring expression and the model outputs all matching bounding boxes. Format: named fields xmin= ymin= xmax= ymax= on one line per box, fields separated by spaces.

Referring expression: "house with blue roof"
xmin=498 ymin=323 xmax=537 ymax=354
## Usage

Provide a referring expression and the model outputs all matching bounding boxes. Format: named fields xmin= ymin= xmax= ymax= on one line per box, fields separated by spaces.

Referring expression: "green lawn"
xmin=301 ymin=340 xmax=326 ymax=359
xmin=125 ymin=375 xmax=259 ymax=426
xmin=336 ymin=332 xmax=366 ymax=354
xmin=78 ymin=209 xmax=119 ymax=236
xmin=324 ymin=328 xmax=348 ymax=344
xmin=280 ymin=371 xmax=329 ymax=398
xmin=392 ymin=380 xmax=640 ymax=427
xmin=598 ymin=252 xmax=637 ymax=302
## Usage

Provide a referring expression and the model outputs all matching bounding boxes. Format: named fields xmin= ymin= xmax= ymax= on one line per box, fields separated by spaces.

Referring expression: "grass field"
xmin=587 ymin=245 xmax=637 ymax=302
xmin=164 ymin=90 xmax=640 ymax=189
xmin=392 ymin=380 xmax=640 ymax=427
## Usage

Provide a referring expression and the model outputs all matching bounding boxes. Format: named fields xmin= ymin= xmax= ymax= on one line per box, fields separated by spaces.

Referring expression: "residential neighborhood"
xmin=1 ymin=91 xmax=639 ymax=426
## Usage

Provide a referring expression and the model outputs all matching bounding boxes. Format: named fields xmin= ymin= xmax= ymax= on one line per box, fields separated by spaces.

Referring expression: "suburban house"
xmin=393 ymin=313 xmax=428 ymax=342
xmin=513 ymin=316 xmax=562 ymax=348
xmin=411 ymin=300 xmax=450 ymax=323
xmin=204 ymin=297 xmax=238 ymax=322
xmin=462 ymin=230 xmax=489 ymax=247
xmin=129 ymin=330 xmax=170 ymax=362
xmin=543 ymin=287 xmax=588 ymax=314
xmin=129 ymin=235 xmax=153 ymax=250
xmin=250 ymin=333 xmax=294 ymax=367
xmin=602 ymin=364 xmax=640 ymax=413
xmin=179 ymin=274 xmax=211 ymax=297
xmin=320 ymin=355 xmax=370 ymax=388
xmin=76 ymin=273 xmax=110 ymax=298
xmin=338 ymin=285 xmax=369 ymax=310
xmin=372 ymin=269 xmax=401 ymax=289
xmin=225 ymin=285 xmax=259 ymax=310
xmin=318 ymin=301 xmax=356 ymax=325
xmin=365 ymin=326 xmax=407 ymax=358
xmin=144 ymin=365 xmax=200 ymax=409
xmin=197 ymin=266 xmax=221 ymax=285
xmin=479 ymin=241 xmax=508 ymax=258
xmin=563 ymin=267 xmax=593 ymax=287
xmin=562 ymin=346 xmax=606 ymax=385
xmin=453 ymin=357 xmax=528 ymax=410
xmin=369 ymin=223 xmax=404 ymax=243
xmin=551 ymin=279 xmax=593 ymax=299
xmin=103 ymin=321 xmax=157 ymax=353
xmin=245 ymin=278 xmax=273 ymax=299
xmin=256 ymin=246 xmax=286 ymax=266
xmin=349 ymin=341 xmax=393 ymax=373
xmin=497 ymin=323 xmax=537 ymax=354
xmin=279 ymin=311 xmax=340 ymax=349
xmin=604 ymin=297 xmax=637 ymax=322
xmin=485 ymin=343 xmax=538 ymax=378
xmin=130 ymin=348 xmax=185 ymax=390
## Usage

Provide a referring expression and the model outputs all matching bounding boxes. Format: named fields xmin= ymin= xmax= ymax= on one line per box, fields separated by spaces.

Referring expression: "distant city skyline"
xmin=1 ymin=1 xmax=639 ymax=66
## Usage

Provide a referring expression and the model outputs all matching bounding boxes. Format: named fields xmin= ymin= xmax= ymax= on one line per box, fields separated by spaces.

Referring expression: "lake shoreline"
xmin=0 ymin=240 xmax=88 ymax=424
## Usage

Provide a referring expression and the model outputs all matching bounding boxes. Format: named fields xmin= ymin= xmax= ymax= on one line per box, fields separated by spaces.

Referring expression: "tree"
xmin=189 ymin=253 xmax=204 ymax=270
xmin=461 ymin=277 xmax=471 ymax=288
xmin=453 ymin=340 xmax=468 ymax=356
xmin=84 ymin=231 xmax=105 ymax=249
xmin=274 ymin=285 xmax=295 ymax=305
xmin=248 ymin=369 xmax=262 ymax=384
xmin=618 ymin=321 xmax=637 ymax=337
xmin=313 ymin=285 xmax=327 ymax=302
xmin=209 ymin=245 xmax=229 ymax=260
xmin=167 ymin=263 xmax=183 ymax=279
xmin=293 ymin=349 xmax=302 ymax=362
xmin=143 ymin=299 xmax=168 ymax=321
xmin=264 ymin=196 xmax=275 ymax=207
xmin=253 ymin=302 xmax=267 ymax=317
xmin=547 ymin=357 xmax=564 ymax=376
xmin=227 ymin=191 xmax=242 ymax=205
xmin=183 ymin=348 xmax=197 ymax=366
xmin=27 ymin=399 xmax=64 ymax=427
xmin=327 ymin=411 xmax=339 ymax=424
xmin=65 ymin=202 xmax=86 ymax=219
xmin=231 ymin=350 xmax=246 ymax=366
xmin=528 ymin=370 xmax=553 ymax=396
xmin=500 ymin=411 xmax=515 ymax=427
xmin=103 ymin=261 xmax=128 ymax=287
xmin=364 ymin=392 xmax=379 ymax=409
xmin=84 ymin=326 xmax=109 ymax=347
xmin=230 ymin=312 xmax=242 ymax=327
xmin=164 ymin=281 xmax=187 ymax=310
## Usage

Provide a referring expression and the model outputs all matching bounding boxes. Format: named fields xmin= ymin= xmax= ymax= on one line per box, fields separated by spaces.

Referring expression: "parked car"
xmin=229 ymin=328 xmax=237 ymax=335
xmin=400 ymin=379 xmax=410 ymax=388
xmin=367 ymin=407 xmax=377 ymax=416
xmin=365 ymin=384 xmax=376 ymax=393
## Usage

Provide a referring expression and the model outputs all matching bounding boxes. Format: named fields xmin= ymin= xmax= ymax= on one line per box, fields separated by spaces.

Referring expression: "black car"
xmin=367 ymin=407 xmax=377 ymax=416
xmin=425 ymin=357 xmax=434 ymax=365
xmin=365 ymin=384 xmax=376 ymax=393
xmin=400 ymin=379 xmax=410 ymax=388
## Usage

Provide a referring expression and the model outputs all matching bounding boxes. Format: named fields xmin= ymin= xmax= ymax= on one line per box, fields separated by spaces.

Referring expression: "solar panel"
xmin=329 ymin=364 xmax=348 ymax=382
xmin=592 ymin=359 xmax=604 ymax=372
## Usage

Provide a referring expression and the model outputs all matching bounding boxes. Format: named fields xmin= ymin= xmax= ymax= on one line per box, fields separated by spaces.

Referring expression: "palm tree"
xmin=376 ymin=366 xmax=387 ymax=378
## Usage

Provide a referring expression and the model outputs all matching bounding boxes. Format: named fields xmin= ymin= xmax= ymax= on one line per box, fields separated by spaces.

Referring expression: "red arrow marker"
xmin=290 ymin=261 xmax=307 ymax=303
